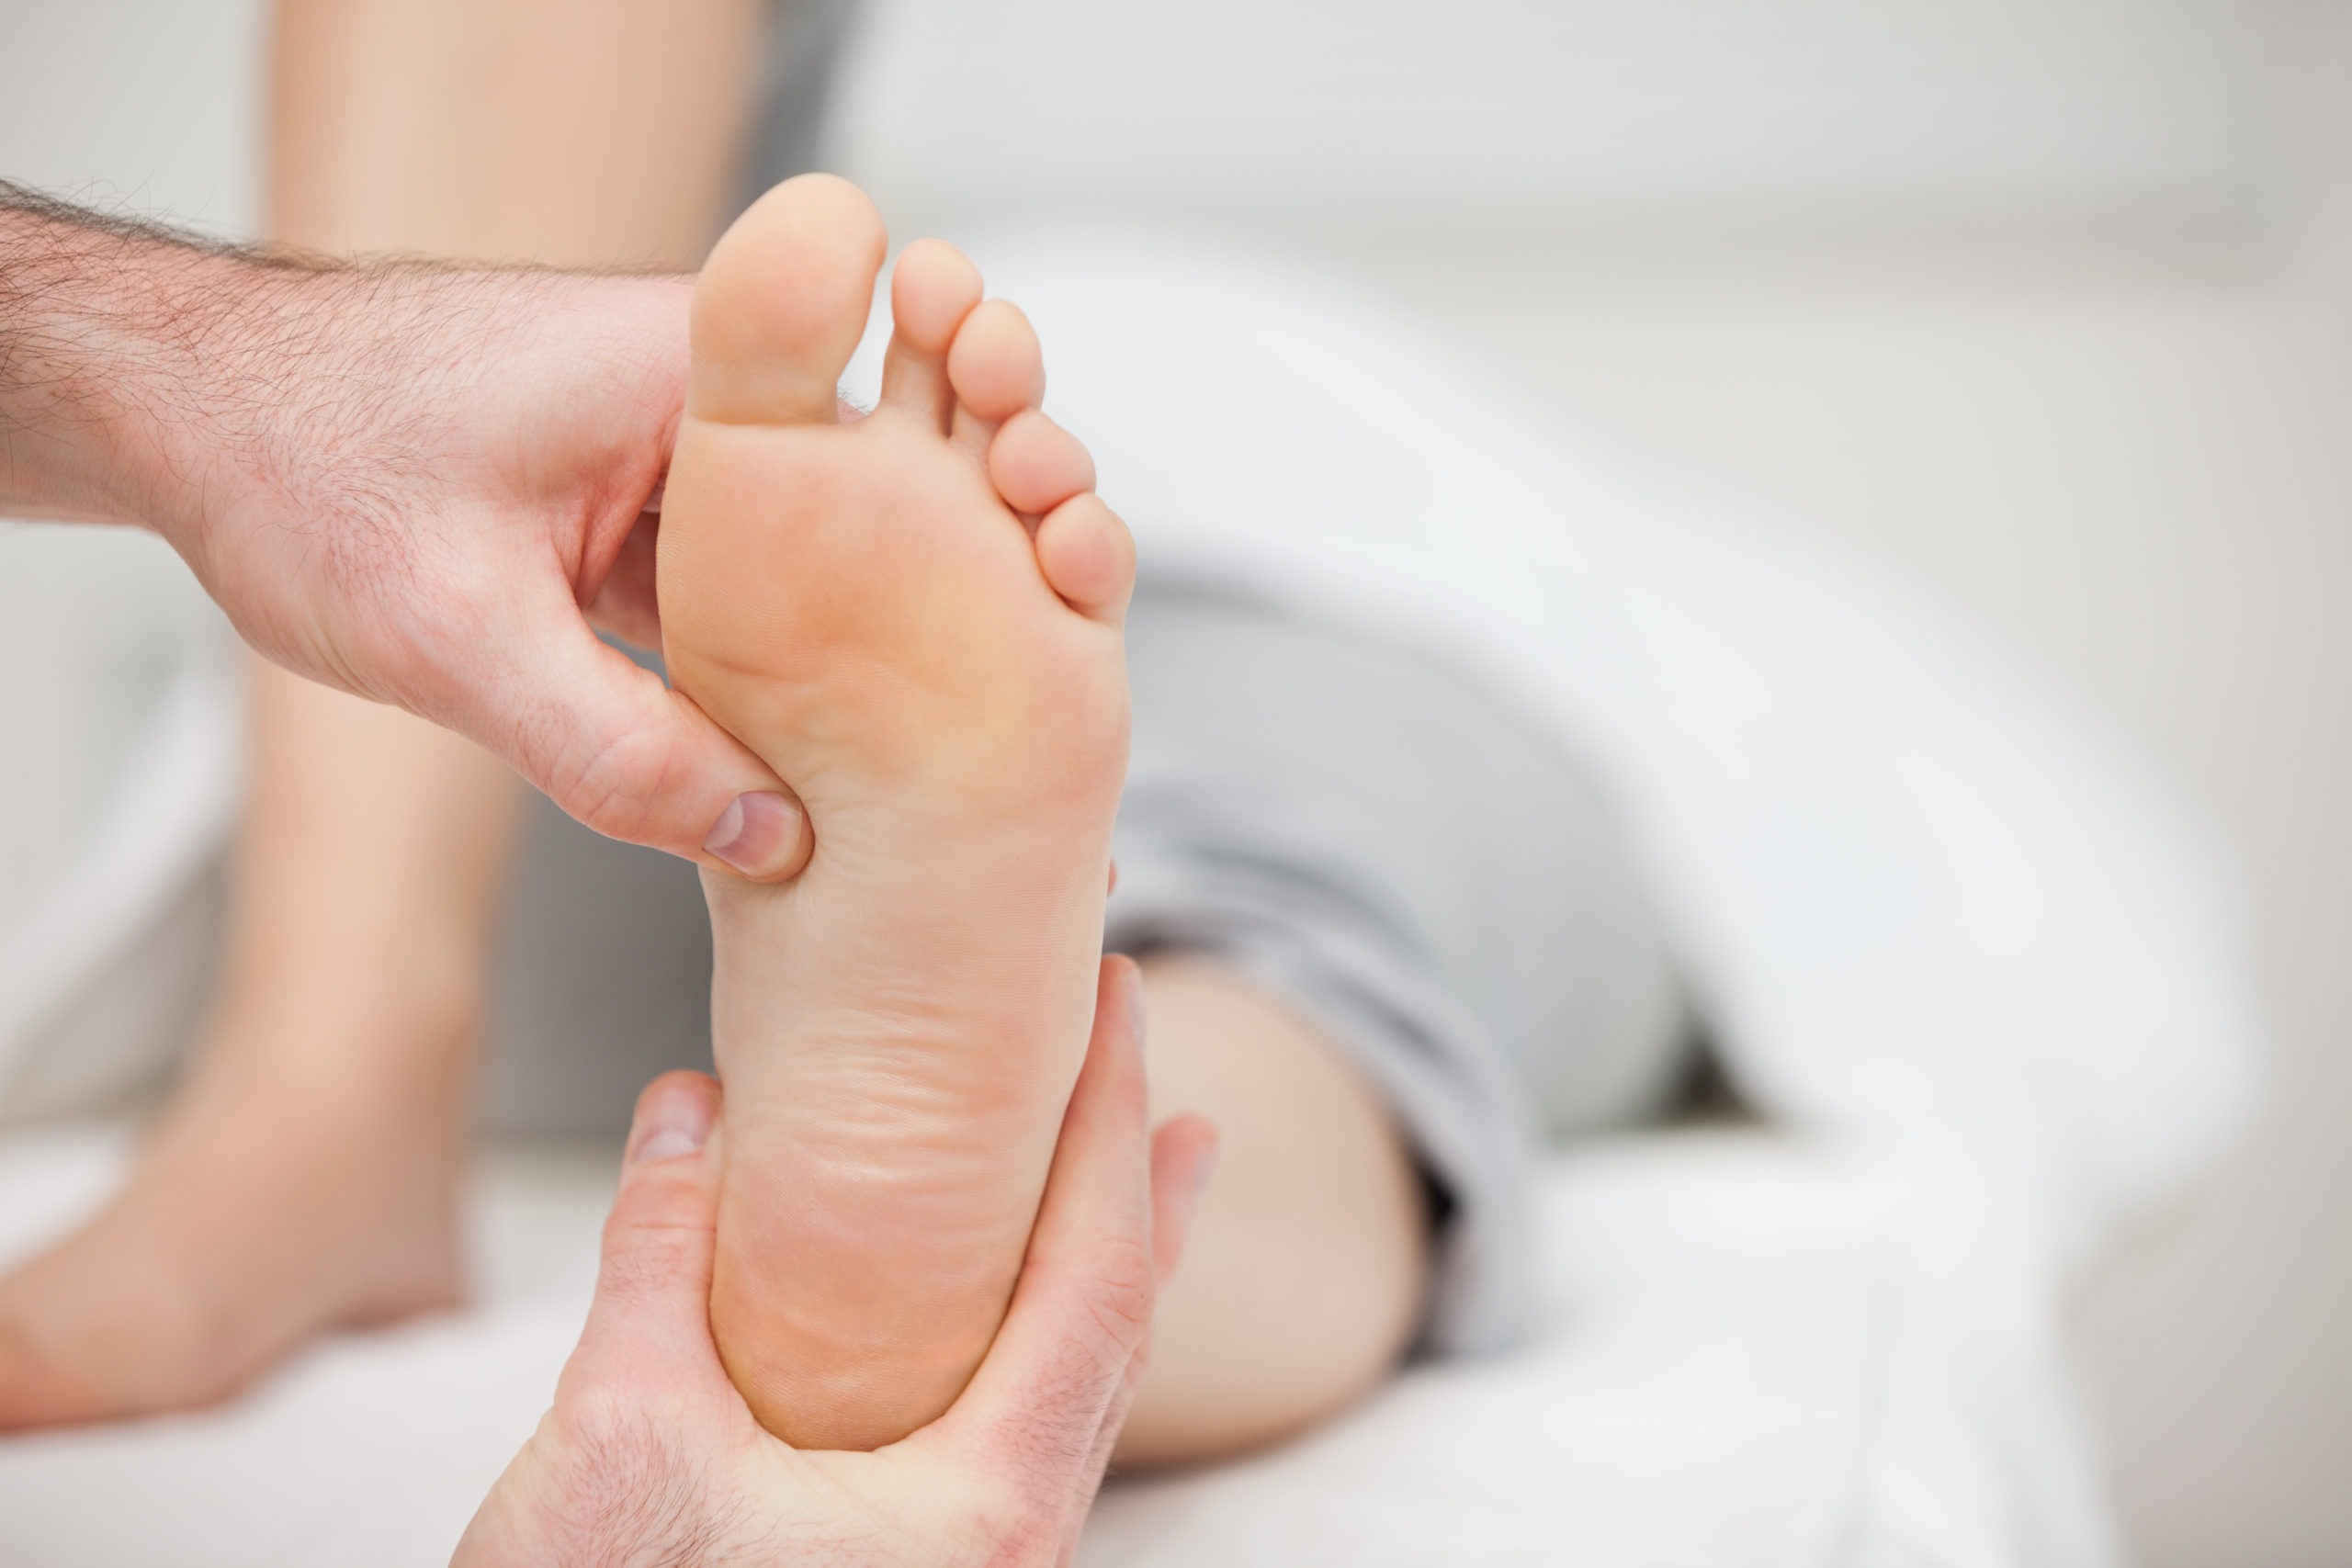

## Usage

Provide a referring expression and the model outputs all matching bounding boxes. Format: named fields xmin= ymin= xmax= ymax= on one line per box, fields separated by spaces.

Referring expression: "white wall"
xmin=836 ymin=0 xmax=2271 ymax=233
xmin=6 ymin=3 xmax=2350 ymax=1562
xmin=0 ymin=0 xmax=265 ymax=238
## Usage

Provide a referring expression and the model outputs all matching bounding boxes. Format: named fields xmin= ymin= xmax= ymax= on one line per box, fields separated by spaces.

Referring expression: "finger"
xmin=558 ymin=1071 xmax=730 ymax=1397
xmin=1057 ymin=1114 xmax=1219 ymax=1563
xmin=923 ymin=956 xmax=1152 ymax=1488
xmin=468 ymin=598 xmax=811 ymax=880
xmin=1148 ymin=1115 xmax=1219 ymax=1288
xmin=582 ymin=505 xmax=663 ymax=652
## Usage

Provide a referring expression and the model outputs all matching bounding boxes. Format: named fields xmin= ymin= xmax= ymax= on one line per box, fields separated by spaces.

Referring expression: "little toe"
xmin=691 ymin=174 xmax=887 ymax=426
xmin=989 ymin=410 xmax=1097 ymax=516
xmin=1035 ymin=492 xmax=1136 ymax=621
xmin=947 ymin=299 xmax=1046 ymax=458
xmin=880 ymin=239 xmax=984 ymax=431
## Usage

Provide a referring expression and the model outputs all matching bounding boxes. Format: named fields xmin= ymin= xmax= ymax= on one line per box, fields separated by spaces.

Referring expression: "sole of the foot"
xmin=658 ymin=174 xmax=1134 ymax=1450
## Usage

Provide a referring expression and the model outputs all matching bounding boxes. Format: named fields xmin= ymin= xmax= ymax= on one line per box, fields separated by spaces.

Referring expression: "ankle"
xmin=187 ymin=962 xmax=483 ymax=1130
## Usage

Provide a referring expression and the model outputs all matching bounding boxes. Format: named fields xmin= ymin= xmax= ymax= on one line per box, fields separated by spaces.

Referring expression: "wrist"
xmin=0 ymin=190 xmax=271 ymax=544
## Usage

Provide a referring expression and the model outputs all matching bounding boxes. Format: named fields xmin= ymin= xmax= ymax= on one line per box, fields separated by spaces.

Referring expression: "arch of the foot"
xmin=881 ymin=239 xmax=984 ymax=429
xmin=691 ymin=174 xmax=886 ymax=426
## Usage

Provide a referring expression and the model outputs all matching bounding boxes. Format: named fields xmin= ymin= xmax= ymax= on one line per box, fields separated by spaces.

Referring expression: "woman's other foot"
xmin=0 ymin=1007 xmax=467 ymax=1429
xmin=659 ymin=175 xmax=1133 ymax=1450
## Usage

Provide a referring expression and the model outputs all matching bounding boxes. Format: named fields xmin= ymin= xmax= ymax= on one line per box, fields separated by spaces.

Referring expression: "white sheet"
xmin=0 ymin=1125 xmax=2114 ymax=1568
xmin=840 ymin=229 xmax=2259 ymax=1262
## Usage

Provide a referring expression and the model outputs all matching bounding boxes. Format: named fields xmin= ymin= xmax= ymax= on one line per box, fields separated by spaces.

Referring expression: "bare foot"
xmin=0 ymin=1008 xmax=466 ymax=1429
xmin=659 ymin=175 xmax=1133 ymax=1450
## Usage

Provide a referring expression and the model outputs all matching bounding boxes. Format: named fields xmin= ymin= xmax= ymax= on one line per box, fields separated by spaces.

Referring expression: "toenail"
xmin=705 ymin=791 xmax=805 ymax=878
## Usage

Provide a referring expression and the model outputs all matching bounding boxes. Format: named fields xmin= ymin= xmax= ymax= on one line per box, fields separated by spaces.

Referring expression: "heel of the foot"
xmin=709 ymin=1258 xmax=996 ymax=1450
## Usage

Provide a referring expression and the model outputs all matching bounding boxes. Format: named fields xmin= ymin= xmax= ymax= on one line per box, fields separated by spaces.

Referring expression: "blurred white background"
xmin=5 ymin=2 xmax=2349 ymax=1562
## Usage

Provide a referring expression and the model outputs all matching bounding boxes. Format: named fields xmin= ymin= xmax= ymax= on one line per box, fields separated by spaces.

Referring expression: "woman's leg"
xmin=0 ymin=0 xmax=770 ymax=1428
xmin=0 ymin=660 xmax=519 ymax=1425
xmin=1105 ymin=589 xmax=1689 ymax=1465
xmin=1117 ymin=957 xmax=1431 ymax=1465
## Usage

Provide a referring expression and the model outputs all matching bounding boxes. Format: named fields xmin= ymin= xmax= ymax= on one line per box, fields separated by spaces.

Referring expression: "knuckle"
xmin=1068 ymin=1235 xmax=1157 ymax=1346
xmin=546 ymin=701 xmax=687 ymax=847
xmin=594 ymin=1236 xmax=682 ymax=1311
xmin=963 ymin=1491 xmax=1063 ymax=1568
xmin=596 ymin=1202 xmax=707 ymax=1300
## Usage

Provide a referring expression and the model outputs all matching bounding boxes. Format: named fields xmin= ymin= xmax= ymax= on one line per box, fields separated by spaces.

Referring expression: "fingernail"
xmin=704 ymin=791 xmax=798 ymax=877
xmin=1192 ymin=1144 xmax=1220 ymax=1199
xmin=629 ymin=1089 xmax=712 ymax=1165
xmin=1122 ymin=959 xmax=1148 ymax=1053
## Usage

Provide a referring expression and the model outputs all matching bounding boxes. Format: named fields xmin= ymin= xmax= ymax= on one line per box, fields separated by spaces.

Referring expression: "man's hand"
xmin=457 ymin=955 xmax=1217 ymax=1567
xmin=0 ymin=185 xmax=805 ymax=876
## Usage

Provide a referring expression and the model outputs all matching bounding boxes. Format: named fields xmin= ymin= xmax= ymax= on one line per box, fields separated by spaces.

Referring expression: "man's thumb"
xmin=481 ymin=617 xmax=808 ymax=879
xmin=565 ymin=1071 xmax=729 ymax=1389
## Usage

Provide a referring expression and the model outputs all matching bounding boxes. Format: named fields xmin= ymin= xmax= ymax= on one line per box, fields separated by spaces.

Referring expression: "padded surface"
xmin=0 ymin=1127 xmax=2113 ymax=1567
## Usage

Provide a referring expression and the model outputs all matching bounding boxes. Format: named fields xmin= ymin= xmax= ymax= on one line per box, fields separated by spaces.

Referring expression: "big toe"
xmin=692 ymin=174 xmax=888 ymax=425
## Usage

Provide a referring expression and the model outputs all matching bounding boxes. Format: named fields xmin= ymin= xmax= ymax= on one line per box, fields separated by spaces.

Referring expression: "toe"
xmin=690 ymin=174 xmax=887 ymax=426
xmin=1034 ymin=492 xmax=1136 ymax=621
xmin=989 ymin=411 xmax=1097 ymax=516
xmin=880 ymin=239 xmax=984 ymax=432
xmin=947 ymin=299 xmax=1046 ymax=458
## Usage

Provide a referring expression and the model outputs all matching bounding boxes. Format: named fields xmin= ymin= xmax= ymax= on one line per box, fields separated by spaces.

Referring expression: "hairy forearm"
xmin=0 ymin=184 xmax=581 ymax=558
xmin=0 ymin=175 xmax=733 ymax=864
xmin=2 ymin=187 xmax=472 ymax=539
xmin=0 ymin=184 xmax=287 ymax=530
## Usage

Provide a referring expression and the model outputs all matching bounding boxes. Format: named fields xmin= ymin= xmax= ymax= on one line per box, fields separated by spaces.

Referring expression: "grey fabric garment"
xmin=479 ymin=791 xmax=715 ymax=1135
xmin=741 ymin=0 xmax=862 ymax=198
xmin=478 ymin=635 xmax=714 ymax=1134
xmin=1107 ymin=583 xmax=1688 ymax=1356
xmin=480 ymin=585 xmax=1687 ymax=1350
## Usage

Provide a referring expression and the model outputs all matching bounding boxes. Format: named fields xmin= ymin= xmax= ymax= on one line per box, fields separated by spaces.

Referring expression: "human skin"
xmin=458 ymin=960 xmax=1222 ymax=1567
xmin=263 ymin=0 xmax=1435 ymax=1464
xmin=0 ymin=183 xmax=798 ymax=874
xmin=0 ymin=0 xmax=1433 ymax=1455
xmin=0 ymin=2 xmax=782 ymax=1424
xmin=660 ymin=177 xmax=1139 ymax=1450
xmin=662 ymin=175 xmax=1435 ymax=1460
